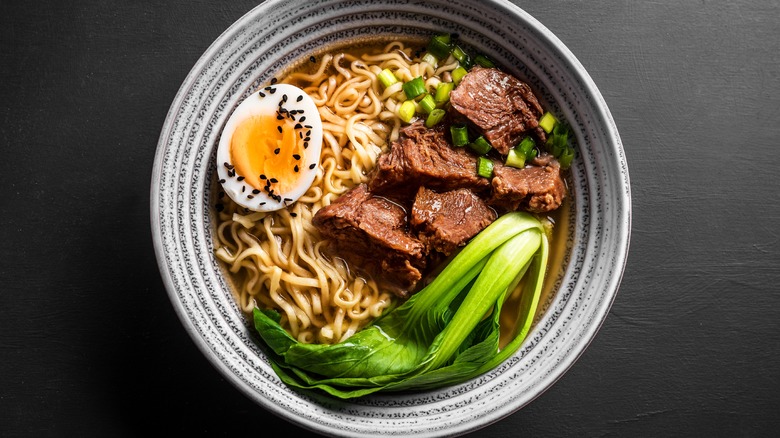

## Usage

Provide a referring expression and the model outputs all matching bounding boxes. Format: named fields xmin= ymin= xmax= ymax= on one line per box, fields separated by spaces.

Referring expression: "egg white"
xmin=216 ymin=83 xmax=323 ymax=212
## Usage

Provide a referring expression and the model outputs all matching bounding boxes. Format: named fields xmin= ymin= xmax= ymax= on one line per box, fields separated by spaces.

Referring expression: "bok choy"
xmin=252 ymin=211 xmax=549 ymax=398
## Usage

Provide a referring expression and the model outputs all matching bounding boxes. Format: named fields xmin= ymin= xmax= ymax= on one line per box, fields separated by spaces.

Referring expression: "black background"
xmin=2 ymin=1 xmax=779 ymax=436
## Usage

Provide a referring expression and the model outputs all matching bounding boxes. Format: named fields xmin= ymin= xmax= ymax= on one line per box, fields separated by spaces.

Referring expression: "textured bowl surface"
xmin=151 ymin=0 xmax=631 ymax=436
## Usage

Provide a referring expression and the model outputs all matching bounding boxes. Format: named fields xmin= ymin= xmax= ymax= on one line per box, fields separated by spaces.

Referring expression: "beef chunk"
xmin=368 ymin=121 xmax=490 ymax=200
xmin=411 ymin=187 xmax=497 ymax=256
xmin=449 ymin=67 xmax=546 ymax=155
xmin=488 ymin=153 xmax=566 ymax=213
xmin=312 ymin=184 xmax=426 ymax=297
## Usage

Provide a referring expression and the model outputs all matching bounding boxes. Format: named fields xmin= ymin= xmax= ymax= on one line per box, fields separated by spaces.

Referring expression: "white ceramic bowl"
xmin=151 ymin=0 xmax=631 ymax=436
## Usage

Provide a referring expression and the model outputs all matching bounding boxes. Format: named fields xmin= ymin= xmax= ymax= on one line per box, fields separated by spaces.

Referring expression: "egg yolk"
xmin=230 ymin=114 xmax=305 ymax=195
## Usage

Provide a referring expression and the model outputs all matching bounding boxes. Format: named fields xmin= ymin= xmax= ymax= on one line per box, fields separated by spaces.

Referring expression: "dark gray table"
xmin=2 ymin=1 xmax=778 ymax=436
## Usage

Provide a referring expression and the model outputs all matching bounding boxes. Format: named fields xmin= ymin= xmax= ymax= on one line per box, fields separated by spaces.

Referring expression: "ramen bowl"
xmin=150 ymin=0 xmax=630 ymax=436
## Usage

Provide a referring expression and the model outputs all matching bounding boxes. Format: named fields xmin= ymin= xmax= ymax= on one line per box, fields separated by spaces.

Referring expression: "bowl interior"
xmin=151 ymin=0 xmax=630 ymax=436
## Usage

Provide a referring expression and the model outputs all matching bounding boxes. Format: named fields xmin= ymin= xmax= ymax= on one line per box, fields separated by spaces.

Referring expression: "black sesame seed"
xmin=299 ymin=116 xmax=306 ymax=122
xmin=290 ymin=212 xmax=298 ymax=217
xmin=237 ymin=176 xmax=245 ymax=181
xmin=271 ymin=77 xmax=278 ymax=84
xmin=218 ymin=179 xmax=226 ymax=184
xmin=304 ymin=124 xmax=312 ymax=129
xmin=309 ymin=56 xmax=316 ymax=63
xmin=306 ymin=129 xmax=311 ymax=136
xmin=294 ymin=123 xmax=302 ymax=129
xmin=260 ymin=174 xmax=267 ymax=180
xmin=252 ymin=189 xmax=260 ymax=194
xmin=241 ymin=186 xmax=245 ymax=192
xmin=223 ymin=162 xmax=234 ymax=169
xmin=292 ymin=154 xmax=301 ymax=160
xmin=259 ymin=202 xmax=266 ymax=206
xmin=269 ymin=87 xmax=276 ymax=94
xmin=270 ymin=178 xmax=278 ymax=183
xmin=264 ymin=86 xmax=272 ymax=91
xmin=303 ymin=142 xmax=309 ymax=149
xmin=282 ymin=94 xmax=288 ymax=102
xmin=247 ymin=195 xmax=254 ymax=199
xmin=228 ymin=170 xmax=236 ymax=177
xmin=276 ymin=115 xmax=284 ymax=120
xmin=296 ymin=95 xmax=303 ymax=102
xmin=299 ymin=132 xmax=303 ymax=139
xmin=304 ymin=137 xmax=311 ymax=142
xmin=276 ymin=126 xmax=283 ymax=134
xmin=274 ymin=148 xmax=280 ymax=155
xmin=309 ymin=163 xmax=316 ymax=169
xmin=259 ymin=92 xmax=266 ymax=98
xmin=294 ymin=165 xmax=299 ymax=172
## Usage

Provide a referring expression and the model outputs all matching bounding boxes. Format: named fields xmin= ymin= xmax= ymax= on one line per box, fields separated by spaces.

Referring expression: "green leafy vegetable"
xmin=252 ymin=212 xmax=549 ymax=399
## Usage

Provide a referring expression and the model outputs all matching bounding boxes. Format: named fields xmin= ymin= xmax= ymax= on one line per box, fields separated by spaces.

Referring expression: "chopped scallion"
xmin=434 ymin=82 xmax=454 ymax=104
xmin=399 ymin=100 xmax=416 ymax=123
xmin=517 ymin=137 xmax=535 ymax=156
xmin=451 ymin=45 xmax=472 ymax=70
xmin=477 ymin=156 xmax=494 ymax=178
xmin=425 ymin=109 xmax=446 ymax=127
xmin=452 ymin=66 xmax=468 ymax=85
xmin=450 ymin=124 xmax=469 ymax=147
xmin=558 ymin=146 xmax=574 ymax=169
xmin=539 ymin=112 xmax=557 ymax=133
xmin=419 ymin=94 xmax=436 ymax=114
xmin=427 ymin=33 xmax=452 ymax=59
xmin=505 ymin=148 xmax=526 ymax=169
xmin=421 ymin=53 xmax=438 ymax=68
xmin=475 ymin=54 xmax=496 ymax=68
xmin=469 ymin=135 xmax=492 ymax=155
xmin=377 ymin=69 xmax=398 ymax=88
xmin=403 ymin=76 xmax=426 ymax=99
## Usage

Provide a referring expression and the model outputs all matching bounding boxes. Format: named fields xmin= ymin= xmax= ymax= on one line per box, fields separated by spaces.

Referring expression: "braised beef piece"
xmin=312 ymin=184 xmax=426 ymax=297
xmin=449 ymin=67 xmax=546 ymax=155
xmin=368 ymin=122 xmax=490 ymax=200
xmin=488 ymin=153 xmax=566 ymax=213
xmin=411 ymin=187 xmax=497 ymax=256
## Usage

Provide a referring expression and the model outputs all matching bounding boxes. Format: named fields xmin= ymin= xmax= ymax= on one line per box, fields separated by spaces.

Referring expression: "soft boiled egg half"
xmin=217 ymin=83 xmax=323 ymax=212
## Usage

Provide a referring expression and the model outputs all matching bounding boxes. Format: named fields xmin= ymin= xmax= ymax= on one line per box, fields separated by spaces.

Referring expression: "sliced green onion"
xmin=425 ymin=109 xmax=446 ymax=127
xmin=539 ymin=112 xmax=557 ymax=133
xmin=553 ymin=121 xmax=570 ymax=137
xmin=434 ymin=82 xmax=454 ymax=104
xmin=450 ymin=124 xmax=469 ymax=147
xmin=475 ymin=54 xmax=496 ymax=68
xmin=477 ymin=156 xmax=494 ymax=178
xmin=377 ymin=69 xmax=398 ymax=88
xmin=419 ymin=94 xmax=436 ymax=114
xmin=399 ymin=100 xmax=416 ymax=123
xmin=427 ymin=34 xmax=452 ymax=59
xmin=403 ymin=76 xmax=426 ymax=99
xmin=452 ymin=66 xmax=468 ymax=85
xmin=469 ymin=135 xmax=492 ymax=155
xmin=558 ymin=146 xmax=574 ymax=169
xmin=517 ymin=136 xmax=535 ymax=156
xmin=421 ymin=53 xmax=438 ymax=68
xmin=505 ymin=148 xmax=526 ymax=169
xmin=452 ymin=45 xmax=473 ymax=70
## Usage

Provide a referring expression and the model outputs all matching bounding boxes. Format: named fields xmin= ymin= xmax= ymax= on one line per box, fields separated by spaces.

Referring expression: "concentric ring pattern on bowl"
xmin=151 ymin=0 xmax=630 ymax=436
